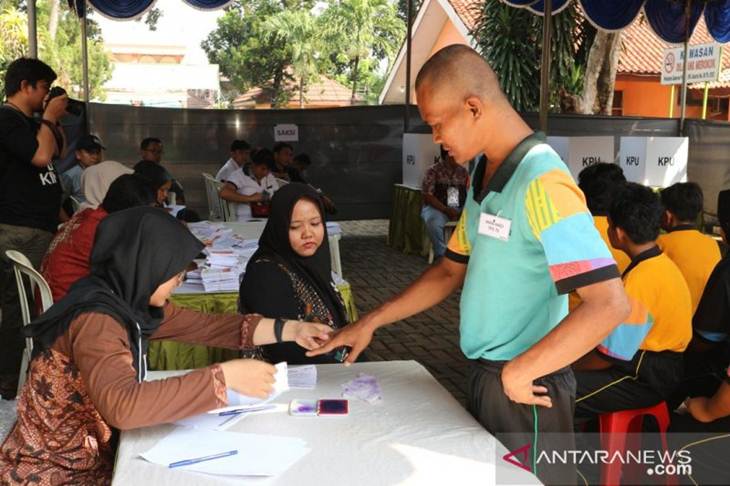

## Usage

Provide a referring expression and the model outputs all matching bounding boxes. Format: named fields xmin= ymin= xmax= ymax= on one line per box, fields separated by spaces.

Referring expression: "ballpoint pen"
xmin=168 ymin=450 xmax=238 ymax=468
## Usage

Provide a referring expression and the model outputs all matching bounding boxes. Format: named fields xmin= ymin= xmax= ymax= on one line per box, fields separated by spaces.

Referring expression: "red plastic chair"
xmin=598 ymin=401 xmax=671 ymax=486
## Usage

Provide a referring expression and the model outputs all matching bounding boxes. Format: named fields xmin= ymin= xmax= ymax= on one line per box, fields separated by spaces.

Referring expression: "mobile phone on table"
xmin=317 ymin=399 xmax=349 ymax=416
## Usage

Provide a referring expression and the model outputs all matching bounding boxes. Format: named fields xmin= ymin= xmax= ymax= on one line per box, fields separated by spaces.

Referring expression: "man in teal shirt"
xmin=310 ymin=45 xmax=629 ymax=482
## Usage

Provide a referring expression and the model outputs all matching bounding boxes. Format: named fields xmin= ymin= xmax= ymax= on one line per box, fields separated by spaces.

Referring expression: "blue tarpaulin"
xmin=68 ymin=0 xmax=232 ymax=21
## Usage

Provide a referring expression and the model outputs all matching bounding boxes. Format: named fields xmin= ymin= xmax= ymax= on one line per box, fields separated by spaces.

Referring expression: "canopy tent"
xmin=67 ymin=0 xmax=232 ymax=20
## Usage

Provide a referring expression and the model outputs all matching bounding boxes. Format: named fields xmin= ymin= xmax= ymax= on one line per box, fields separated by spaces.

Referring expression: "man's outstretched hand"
xmin=306 ymin=319 xmax=375 ymax=365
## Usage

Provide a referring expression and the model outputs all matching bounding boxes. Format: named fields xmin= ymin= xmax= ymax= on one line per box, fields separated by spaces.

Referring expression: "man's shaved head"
xmin=416 ymin=44 xmax=506 ymax=106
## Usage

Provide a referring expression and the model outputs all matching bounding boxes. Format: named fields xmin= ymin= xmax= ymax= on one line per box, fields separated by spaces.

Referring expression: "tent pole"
xmin=669 ymin=85 xmax=675 ymax=117
xmin=81 ymin=2 xmax=91 ymax=132
xmin=28 ymin=0 xmax=38 ymax=58
xmin=404 ymin=0 xmax=413 ymax=132
xmin=679 ymin=0 xmax=692 ymax=135
xmin=701 ymin=82 xmax=709 ymax=119
xmin=539 ymin=0 xmax=553 ymax=133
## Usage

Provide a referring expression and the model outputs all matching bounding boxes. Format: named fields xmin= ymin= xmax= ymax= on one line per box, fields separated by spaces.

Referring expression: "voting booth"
xmin=402 ymin=133 xmax=440 ymax=188
xmin=546 ymin=136 xmax=616 ymax=179
xmin=619 ymin=137 xmax=688 ymax=188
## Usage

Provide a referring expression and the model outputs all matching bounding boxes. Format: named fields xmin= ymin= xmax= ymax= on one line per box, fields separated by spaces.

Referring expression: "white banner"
xmin=661 ymin=43 xmax=721 ymax=85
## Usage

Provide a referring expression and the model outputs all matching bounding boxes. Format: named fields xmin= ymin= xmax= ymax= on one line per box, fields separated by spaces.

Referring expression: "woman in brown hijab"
xmin=0 ymin=207 xmax=330 ymax=485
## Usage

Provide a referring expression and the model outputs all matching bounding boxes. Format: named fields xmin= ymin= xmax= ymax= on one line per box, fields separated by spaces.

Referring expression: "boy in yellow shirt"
xmin=658 ymin=182 xmax=721 ymax=313
xmin=574 ymin=183 xmax=692 ymax=421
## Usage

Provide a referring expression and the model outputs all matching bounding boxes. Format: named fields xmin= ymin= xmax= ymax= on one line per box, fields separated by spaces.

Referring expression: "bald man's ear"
xmin=465 ymin=96 xmax=482 ymax=120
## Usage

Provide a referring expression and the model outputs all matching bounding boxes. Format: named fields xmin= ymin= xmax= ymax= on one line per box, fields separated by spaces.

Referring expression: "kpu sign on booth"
xmin=619 ymin=137 xmax=688 ymax=187
xmin=546 ymin=136 xmax=615 ymax=179
xmin=661 ymin=42 xmax=721 ymax=85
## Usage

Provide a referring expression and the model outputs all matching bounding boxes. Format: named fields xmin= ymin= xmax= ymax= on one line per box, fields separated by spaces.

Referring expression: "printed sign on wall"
xmin=274 ymin=124 xmax=299 ymax=142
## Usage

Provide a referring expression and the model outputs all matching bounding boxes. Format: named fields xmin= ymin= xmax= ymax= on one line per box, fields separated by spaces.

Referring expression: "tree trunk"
xmin=272 ymin=63 xmax=286 ymax=108
xmin=49 ymin=0 xmax=60 ymax=41
xmin=597 ymin=33 xmax=621 ymax=115
xmin=579 ymin=30 xmax=621 ymax=114
xmin=351 ymin=55 xmax=360 ymax=104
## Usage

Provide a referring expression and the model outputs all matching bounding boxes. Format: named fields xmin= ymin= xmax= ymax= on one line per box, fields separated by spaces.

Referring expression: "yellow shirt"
xmin=599 ymin=249 xmax=692 ymax=360
xmin=657 ymin=227 xmax=721 ymax=314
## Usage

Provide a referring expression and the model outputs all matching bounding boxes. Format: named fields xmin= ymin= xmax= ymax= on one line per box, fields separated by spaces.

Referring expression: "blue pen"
xmin=218 ymin=404 xmax=275 ymax=416
xmin=169 ymin=450 xmax=238 ymax=468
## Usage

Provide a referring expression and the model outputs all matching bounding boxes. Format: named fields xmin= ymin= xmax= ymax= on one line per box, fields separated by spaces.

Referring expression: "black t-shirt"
xmin=0 ymin=107 xmax=62 ymax=233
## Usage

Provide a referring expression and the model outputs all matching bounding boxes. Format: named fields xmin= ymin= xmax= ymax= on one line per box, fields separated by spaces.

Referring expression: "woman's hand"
xmin=219 ymin=359 xmax=276 ymax=399
xmin=283 ymin=321 xmax=333 ymax=350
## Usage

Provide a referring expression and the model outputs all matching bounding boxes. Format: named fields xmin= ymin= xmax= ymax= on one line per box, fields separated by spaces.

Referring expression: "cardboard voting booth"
xmin=546 ymin=136 xmax=616 ymax=179
xmin=403 ymin=134 xmax=440 ymax=189
xmin=619 ymin=137 xmax=688 ymax=188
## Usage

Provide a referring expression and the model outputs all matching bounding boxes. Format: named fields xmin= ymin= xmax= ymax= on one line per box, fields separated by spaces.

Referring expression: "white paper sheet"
xmin=140 ymin=427 xmax=309 ymax=477
xmin=287 ymin=365 xmax=317 ymax=389
xmin=209 ymin=362 xmax=289 ymax=414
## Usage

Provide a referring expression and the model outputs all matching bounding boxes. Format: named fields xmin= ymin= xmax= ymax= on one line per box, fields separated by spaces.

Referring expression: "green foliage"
xmin=202 ymin=0 xmax=403 ymax=107
xmin=0 ymin=0 xmax=113 ymax=100
xmin=472 ymin=1 xmax=594 ymax=112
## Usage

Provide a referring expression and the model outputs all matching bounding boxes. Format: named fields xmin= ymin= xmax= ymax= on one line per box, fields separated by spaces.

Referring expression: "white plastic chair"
xmin=274 ymin=177 xmax=290 ymax=187
xmin=5 ymin=250 xmax=54 ymax=396
xmin=202 ymin=172 xmax=222 ymax=221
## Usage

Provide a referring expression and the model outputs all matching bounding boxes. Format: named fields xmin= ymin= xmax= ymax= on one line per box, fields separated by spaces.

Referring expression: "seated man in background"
xmin=61 ymin=134 xmax=104 ymax=205
xmin=571 ymin=163 xmax=631 ymax=310
xmin=658 ymin=182 xmax=721 ymax=313
xmin=420 ymin=146 xmax=468 ymax=259
xmin=574 ymin=183 xmax=692 ymax=422
xmin=139 ymin=137 xmax=185 ymax=204
xmin=220 ymin=149 xmax=280 ymax=221
xmin=676 ymin=189 xmax=730 ymax=405
xmin=216 ymin=139 xmax=251 ymax=181
xmin=272 ymin=142 xmax=294 ymax=180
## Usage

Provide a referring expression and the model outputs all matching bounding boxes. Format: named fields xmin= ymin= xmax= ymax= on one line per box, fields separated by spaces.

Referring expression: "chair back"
xmin=4 ymin=250 xmax=54 ymax=395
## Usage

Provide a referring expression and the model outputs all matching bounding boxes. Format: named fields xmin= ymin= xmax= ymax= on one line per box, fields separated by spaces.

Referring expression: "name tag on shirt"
xmin=478 ymin=213 xmax=511 ymax=241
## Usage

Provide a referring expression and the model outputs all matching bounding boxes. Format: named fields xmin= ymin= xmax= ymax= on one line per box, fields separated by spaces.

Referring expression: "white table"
xmin=111 ymin=361 xmax=538 ymax=485
xmin=223 ymin=221 xmax=343 ymax=278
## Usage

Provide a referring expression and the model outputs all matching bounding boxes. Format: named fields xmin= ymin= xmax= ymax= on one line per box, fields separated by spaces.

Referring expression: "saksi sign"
xmin=274 ymin=124 xmax=298 ymax=142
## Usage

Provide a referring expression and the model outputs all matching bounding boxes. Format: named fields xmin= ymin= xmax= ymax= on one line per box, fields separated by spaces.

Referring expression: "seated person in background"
xmin=61 ymin=134 xmax=104 ymax=205
xmin=133 ymin=160 xmax=173 ymax=207
xmin=216 ymin=139 xmax=251 ymax=182
xmin=676 ymin=189 xmax=730 ymax=405
xmin=658 ymin=182 xmax=721 ymax=313
xmin=220 ymin=149 xmax=280 ymax=220
xmin=272 ymin=142 xmax=294 ymax=180
xmin=574 ymin=183 xmax=692 ymax=422
xmin=0 ymin=207 xmax=331 ymax=484
xmin=290 ymin=153 xmax=337 ymax=214
xmin=77 ymin=160 xmax=133 ymax=212
xmin=668 ymin=368 xmax=730 ymax=486
xmin=139 ymin=137 xmax=185 ymax=204
xmin=41 ymin=174 xmax=156 ymax=302
xmin=240 ymin=183 xmax=349 ymax=364
xmin=420 ymin=146 xmax=468 ymax=259
xmin=571 ymin=163 xmax=631 ymax=310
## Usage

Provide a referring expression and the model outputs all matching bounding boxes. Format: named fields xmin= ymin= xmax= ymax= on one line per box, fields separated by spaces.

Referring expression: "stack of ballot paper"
xmin=140 ymin=428 xmax=309 ymax=478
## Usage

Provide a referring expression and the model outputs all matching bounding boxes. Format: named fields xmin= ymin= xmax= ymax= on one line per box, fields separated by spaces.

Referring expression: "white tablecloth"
xmin=111 ymin=361 xmax=537 ymax=485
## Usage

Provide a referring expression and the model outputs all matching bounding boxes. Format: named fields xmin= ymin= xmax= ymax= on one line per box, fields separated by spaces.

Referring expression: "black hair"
xmin=609 ymin=183 xmax=663 ymax=245
xmin=273 ymin=142 xmax=293 ymax=154
xmin=230 ymin=139 xmax=251 ymax=152
xmin=101 ymin=174 xmax=157 ymax=213
xmin=660 ymin=182 xmax=703 ymax=223
xmin=293 ymin=153 xmax=311 ymax=167
xmin=252 ymin=148 xmax=275 ymax=167
xmin=4 ymin=58 xmax=57 ymax=98
xmin=578 ymin=163 xmax=627 ymax=215
xmin=133 ymin=160 xmax=173 ymax=191
xmin=140 ymin=137 xmax=162 ymax=150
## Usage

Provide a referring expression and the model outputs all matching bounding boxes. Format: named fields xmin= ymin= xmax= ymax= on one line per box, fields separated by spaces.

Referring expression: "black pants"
xmin=469 ymin=359 xmax=577 ymax=485
xmin=575 ymin=350 xmax=684 ymax=422
xmin=668 ymin=412 xmax=730 ymax=485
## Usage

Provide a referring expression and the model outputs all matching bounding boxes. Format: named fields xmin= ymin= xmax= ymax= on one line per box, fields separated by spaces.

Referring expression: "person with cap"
xmin=61 ymin=134 xmax=104 ymax=205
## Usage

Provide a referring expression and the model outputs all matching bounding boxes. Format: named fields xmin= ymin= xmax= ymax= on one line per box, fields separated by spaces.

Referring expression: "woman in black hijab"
xmin=240 ymin=183 xmax=350 ymax=364
xmin=0 ymin=207 xmax=330 ymax=484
